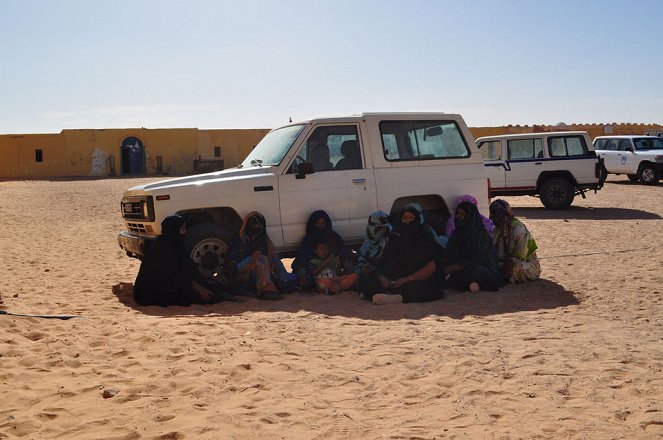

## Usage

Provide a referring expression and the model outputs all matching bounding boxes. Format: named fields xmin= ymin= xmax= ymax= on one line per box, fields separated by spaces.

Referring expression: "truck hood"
xmin=124 ymin=166 xmax=277 ymax=195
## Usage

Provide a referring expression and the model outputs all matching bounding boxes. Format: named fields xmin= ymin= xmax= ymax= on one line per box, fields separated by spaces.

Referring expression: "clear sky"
xmin=1 ymin=0 xmax=661 ymax=134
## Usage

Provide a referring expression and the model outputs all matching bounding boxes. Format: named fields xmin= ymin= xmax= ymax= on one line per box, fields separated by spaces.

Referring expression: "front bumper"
xmin=118 ymin=231 xmax=154 ymax=259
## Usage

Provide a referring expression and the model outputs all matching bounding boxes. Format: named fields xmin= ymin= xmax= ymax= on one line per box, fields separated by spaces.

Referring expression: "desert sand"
xmin=0 ymin=175 xmax=661 ymax=439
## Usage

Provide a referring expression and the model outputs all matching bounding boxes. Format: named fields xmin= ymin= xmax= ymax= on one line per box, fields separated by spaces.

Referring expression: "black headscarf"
xmin=378 ymin=203 xmax=437 ymax=277
xmin=446 ymin=201 xmax=495 ymax=267
xmin=238 ymin=211 xmax=269 ymax=257
xmin=292 ymin=210 xmax=346 ymax=272
xmin=160 ymin=215 xmax=186 ymax=252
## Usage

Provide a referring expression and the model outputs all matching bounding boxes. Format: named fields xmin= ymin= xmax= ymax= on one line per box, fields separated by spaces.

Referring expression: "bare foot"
xmin=372 ymin=293 xmax=403 ymax=305
xmin=469 ymin=282 xmax=480 ymax=293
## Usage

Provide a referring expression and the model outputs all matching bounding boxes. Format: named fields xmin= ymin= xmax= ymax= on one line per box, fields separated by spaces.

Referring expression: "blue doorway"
xmin=121 ymin=137 xmax=144 ymax=175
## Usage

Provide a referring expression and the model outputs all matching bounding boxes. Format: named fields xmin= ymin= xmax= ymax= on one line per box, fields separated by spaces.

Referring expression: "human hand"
xmin=198 ymin=287 xmax=213 ymax=302
xmin=393 ymin=277 xmax=409 ymax=288
xmin=377 ymin=275 xmax=391 ymax=289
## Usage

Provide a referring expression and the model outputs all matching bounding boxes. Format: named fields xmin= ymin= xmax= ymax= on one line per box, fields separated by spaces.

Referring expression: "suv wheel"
xmin=638 ymin=164 xmax=660 ymax=185
xmin=627 ymin=174 xmax=639 ymax=183
xmin=540 ymin=177 xmax=575 ymax=209
xmin=185 ymin=223 xmax=232 ymax=274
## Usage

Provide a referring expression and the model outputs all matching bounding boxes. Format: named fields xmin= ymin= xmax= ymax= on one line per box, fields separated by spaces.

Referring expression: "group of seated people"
xmin=133 ymin=196 xmax=541 ymax=307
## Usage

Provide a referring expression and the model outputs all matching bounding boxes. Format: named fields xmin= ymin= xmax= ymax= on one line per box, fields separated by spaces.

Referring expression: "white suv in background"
xmin=476 ymin=131 xmax=605 ymax=209
xmin=593 ymin=135 xmax=663 ymax=185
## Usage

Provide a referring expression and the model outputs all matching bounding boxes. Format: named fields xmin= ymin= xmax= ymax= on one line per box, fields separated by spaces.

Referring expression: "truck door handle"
xmin=534 ymin=162 xmax=543 ymax=165
xmin=254 ymin=186 xmax=273 ymax=192
xmin=352 ymin=178 xmax=367 ymax=184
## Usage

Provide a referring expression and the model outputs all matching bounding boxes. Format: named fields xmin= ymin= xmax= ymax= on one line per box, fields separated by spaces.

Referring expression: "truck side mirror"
xmin=296 ymin=161 xmax=315 ymax=179
xmin=625 ymin=146 xmax=634 ymax=153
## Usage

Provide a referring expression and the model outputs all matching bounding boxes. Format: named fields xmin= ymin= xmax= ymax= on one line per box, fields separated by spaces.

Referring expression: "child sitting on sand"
xmin=308 ymin=239 xmax=359 ymax=295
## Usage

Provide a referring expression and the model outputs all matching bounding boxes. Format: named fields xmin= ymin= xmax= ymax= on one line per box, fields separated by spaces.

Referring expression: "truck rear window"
xmin=379 ymin=120 xmax=470 ymax=161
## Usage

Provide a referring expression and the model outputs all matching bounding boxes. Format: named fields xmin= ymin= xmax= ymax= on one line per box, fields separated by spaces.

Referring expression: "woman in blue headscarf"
xmin=355 ymin=210 xmax=391 ymax=275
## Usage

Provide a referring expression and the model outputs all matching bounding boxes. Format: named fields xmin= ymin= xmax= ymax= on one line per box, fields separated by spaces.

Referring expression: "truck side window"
xmin=548 ymin=136 xmax=588 ymax=157
xmin=507 ymin=138 xmax=542 ymax=160
xmin=478 ymin=141 xmax=501 ymax=161
xmin=287 ymin=125 xmax=361 ymax=173
xmin=379 ymin=120 xmax=470 ymax=161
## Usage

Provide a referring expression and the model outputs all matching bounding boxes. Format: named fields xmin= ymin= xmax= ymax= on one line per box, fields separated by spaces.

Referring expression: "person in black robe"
xmin=133 ymin=215 xmax=223 ymax=307
xmin=443 ymin=201 xmax=506 ymax=292
xmin=357 ymin=203 xmax=444 ymax=305
xmin=291 ymin=210 xmax=354 ymax=290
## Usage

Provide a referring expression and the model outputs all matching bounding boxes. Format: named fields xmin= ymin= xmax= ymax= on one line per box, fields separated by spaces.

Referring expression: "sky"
xmin=1 ymin=0 xmax=662 ymax=134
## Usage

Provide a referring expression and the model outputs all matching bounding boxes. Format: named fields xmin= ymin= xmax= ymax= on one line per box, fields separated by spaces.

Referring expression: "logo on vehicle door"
xmin=620 ymin=156 xmax=628 ymax=165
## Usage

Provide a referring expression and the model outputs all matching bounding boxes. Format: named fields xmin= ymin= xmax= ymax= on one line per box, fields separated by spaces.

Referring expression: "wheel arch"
xmin=536 ymin=171 xmax=577 ymax=192
xmin=389 ymin=194 xmax=450 ymax=218
xmin=177 ymin=207 xmax=243 ymax=236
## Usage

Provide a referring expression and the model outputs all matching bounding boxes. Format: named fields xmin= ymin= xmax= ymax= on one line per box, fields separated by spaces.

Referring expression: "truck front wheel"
xmin=638 ymin=164 xmax=659 ymax=185
xmin=540 ymin=177 xmax=574 ymax=209
xmin=185 ymin=223 xmax=232 ymax=274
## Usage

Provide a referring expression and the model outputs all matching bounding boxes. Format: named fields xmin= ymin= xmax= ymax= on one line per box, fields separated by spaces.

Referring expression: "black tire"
xmin=627 ymin=174 xmax=639 ymax=183
xmin=540 ymin=177 xmax=575 ymax=209
xmin=638 ymin=164 xmax=659 ymax=185
xmin=185 ymin=223 xmax=233 ymax=273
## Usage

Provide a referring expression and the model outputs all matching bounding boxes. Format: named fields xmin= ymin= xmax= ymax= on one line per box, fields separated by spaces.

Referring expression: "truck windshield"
xmin=633 ymin=137 xmax=663 ymax=150
xmin=240 ymin=124 xmax=305 ymax=167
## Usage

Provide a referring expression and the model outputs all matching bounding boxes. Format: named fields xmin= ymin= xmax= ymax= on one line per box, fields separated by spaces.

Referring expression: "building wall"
xmin=1 ymin=123 xmax=661 ymax=178
xmin=0 ymin=128 xmax=269 ymax=178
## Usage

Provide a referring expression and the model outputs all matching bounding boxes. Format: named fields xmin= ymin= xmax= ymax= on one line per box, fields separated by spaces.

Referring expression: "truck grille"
xmin=121 ymin=196 xmax=155 ymax=222
xmin=127 ymin=223 xmax=149 ymax=234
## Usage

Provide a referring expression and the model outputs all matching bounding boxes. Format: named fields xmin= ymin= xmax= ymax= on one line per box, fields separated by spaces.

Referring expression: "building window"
xmin=35 ymin=149 xmax=43 ymax=162
xmin=214 ymin=146 xmax=221 ymax=157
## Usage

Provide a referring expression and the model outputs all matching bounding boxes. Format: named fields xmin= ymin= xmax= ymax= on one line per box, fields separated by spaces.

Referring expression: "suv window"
xmin=380 ymin=120 xmax=469 ymax=161
xmin=594 ymin=138 xmax=608 ymax=150
xmin=634 ymin=137 xmax=663 ymax=150
xmin=507 ymin=138 xmax=543 ymax=160
xmin=618 ymin=139 xmax=633 ymax=151
xmin=479 ymin=140 xmax=501 ymax=160
xmin=288 ymin=125 xmax=361 ymax=173
xmin=548 ymin=135 xmax=588 ymax=157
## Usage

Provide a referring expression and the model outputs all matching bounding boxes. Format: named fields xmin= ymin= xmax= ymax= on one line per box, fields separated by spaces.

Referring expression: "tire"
xmin=627 ymin=174 xmax=639 ymax=183
xmin=185 ymin=223 xmax=232 ymax=273
xmin=638 ymin=164 xmax=659 ymax=185
xmin=540 ymin=177 xmax=575 ymax=209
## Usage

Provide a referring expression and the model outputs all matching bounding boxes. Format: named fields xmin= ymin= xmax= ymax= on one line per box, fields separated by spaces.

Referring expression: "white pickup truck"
xmin=593 ymin=135 xmax=663 ymax=185
xmin=476 ymin=131 xmax=606 ymax=209
xmin=118 ymin=112 xmax=490 ymax=273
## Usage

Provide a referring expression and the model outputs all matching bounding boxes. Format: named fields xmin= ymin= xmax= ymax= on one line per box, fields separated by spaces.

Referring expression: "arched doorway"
xmin=121 ymin=137 xmax=145 ymax=175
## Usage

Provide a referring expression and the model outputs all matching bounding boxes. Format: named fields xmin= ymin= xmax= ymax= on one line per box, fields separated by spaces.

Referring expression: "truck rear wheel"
xmin=540 ymin=177 xmax=574 ymax=209
xmin=638 ymin=164 xmax=659 ymax=185
xmin=185 ymin=223 xmax=232 ymax=274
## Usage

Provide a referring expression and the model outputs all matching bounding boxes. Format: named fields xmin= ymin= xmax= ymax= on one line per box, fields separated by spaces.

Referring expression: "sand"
xmin=0 ymin=175 xmax=661 ymax=439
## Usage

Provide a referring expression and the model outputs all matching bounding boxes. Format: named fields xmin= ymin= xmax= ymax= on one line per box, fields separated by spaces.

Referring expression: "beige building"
xmin=1 ymin=123 xmax=661 ymax=178
xmin=0 ymin=128 xmax=270 ymax=178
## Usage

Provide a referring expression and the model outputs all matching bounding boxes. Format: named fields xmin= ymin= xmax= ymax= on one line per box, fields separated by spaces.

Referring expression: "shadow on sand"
xmin=512 ymin=206 xmax=661 ymax=220
xmin=112 ymin=278 xmax=579 ymax=321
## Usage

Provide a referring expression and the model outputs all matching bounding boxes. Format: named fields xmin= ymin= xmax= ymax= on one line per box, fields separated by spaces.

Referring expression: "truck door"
xmin=597 ymin=138 xmax=621 ymax=172
xmin=278 ymin=124 xmax=377 ymax=248
xmin=504 ymin=137 xmax=544 ymax=190
xmin=478 ymin=139 xmax=505 ymax=190
xmin=616 ymin=138 xmax=637 ymax=173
